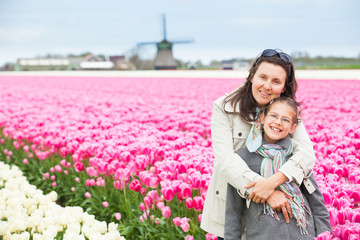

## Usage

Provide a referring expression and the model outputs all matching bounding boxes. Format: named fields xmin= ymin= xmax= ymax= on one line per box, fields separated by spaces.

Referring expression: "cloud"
xmin=0 ymin=27 xmax=45 ymax=43
xmin=226 ymin=16 xmax=295 ymax=27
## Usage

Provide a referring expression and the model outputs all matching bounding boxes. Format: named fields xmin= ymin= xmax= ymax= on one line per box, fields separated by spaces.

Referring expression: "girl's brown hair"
xmin=223 ymin=52 xmax=299 ymax=123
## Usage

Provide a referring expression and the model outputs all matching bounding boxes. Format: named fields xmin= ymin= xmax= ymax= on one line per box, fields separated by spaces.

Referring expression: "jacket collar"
xmin=224 ymin=100 xmax=240 ymax=113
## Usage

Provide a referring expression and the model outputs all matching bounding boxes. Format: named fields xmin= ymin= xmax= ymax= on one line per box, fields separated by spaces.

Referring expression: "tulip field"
xmin=0 ymin=75 xmax=359 ymax=240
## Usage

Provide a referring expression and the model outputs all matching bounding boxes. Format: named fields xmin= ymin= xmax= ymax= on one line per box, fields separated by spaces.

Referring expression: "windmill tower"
xmin=137 ymin=15 xmax=193 ymax=70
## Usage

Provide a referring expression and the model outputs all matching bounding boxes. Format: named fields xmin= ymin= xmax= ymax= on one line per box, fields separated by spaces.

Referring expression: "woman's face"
xmin=251 ymin=62 xmax=287 ymax=107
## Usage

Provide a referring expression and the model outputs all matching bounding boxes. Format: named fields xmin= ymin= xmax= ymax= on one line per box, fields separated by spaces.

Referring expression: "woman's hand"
xmin=245 ymin=179 xmax=274 ymax=203
xmin=245 ymin=171 xmax=289 ymax=203
xmin=266 ymin=190 xmax=293 ymax=223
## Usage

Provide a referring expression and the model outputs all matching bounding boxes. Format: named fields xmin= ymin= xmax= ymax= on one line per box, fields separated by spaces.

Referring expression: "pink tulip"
xmin=50 ymin=175 xmax=56 ymax=181
xmin=43 ymin=172 xmax=50 ymax=178
xmin=315 ymin=231 xmax=332 ymax=240
xmin=352 ymin=213 xmax=360 ymax=223
xmin=173 ymin=217 xmax=181 ymax=226
xmin=115 ymin=212 xmax=122 ymax=220
xmin=198 ymin=213 xmax=202 ymax=223
xmin=71 ymin=187 xmax=75 ymax=192
xmin=54 ymin=165 xmax=62 ymax=173
xmin=185 ymin=198 xmax=193 ymax=209
xmin=205 ymin=233 xmax=217 ymax=240
xmin=60 ymin=159 xmax=67 ymax=167
xmin=129 ymin=179 xmax=142 ymax=192
xmin=102 ymin=201 xmax=109 ymax=207
xmin=186 ymin=236 xmax=194 ymax=240
xmin=74 ymin=161 xmax=84 ymax=172
xmin=150 ymin=177 xmax=159 ymax=188
xmin=162 ymin=187 xmax=175 ymax=201
xmin=144 ymin=196 xmax=152 ymax=208
xmin=193 ymin=196 xmax=204 ymax=211
xmin=86 ymin=167 xmax=98 ymax=177
xmin=51 ymin=181 xmax=57 ymax=187
xmin=86 ymin=179 xmax=95 ymax=187
xmin=75 ymin=177 xmax=80 ymax=183
xmin=23 ymin=145 xmax=29 ymax=152
xmin=113 ymin=180 xmax=124 ymax=190
xmin=23 ymin=158 xmax=28 ymax=164
xmin=156 ymin=201 xmax=165 ymax=210
xmin=64 ymin=170 xmax=68 ymax=175
xmin=139 ymin=203 xmax=145 ymax=212
xmin=322 ymin=191 xmax=333 ymax=205
xmin=180 ymin=217 xmax=190 ymax=232
xmin=180 ymin=183 xmax=192 ymax=199
xmin=162 ymin=206 xmax=171 ymax=218
xmin=85 ymin=192 xmax=91 ymax=198
xmin=140 ymin=188 xmax=147 ymax=195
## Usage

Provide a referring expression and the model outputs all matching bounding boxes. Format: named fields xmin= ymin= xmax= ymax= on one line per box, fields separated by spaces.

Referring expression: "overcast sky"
xmin=1 ymin=0 xmax=359 ymax=65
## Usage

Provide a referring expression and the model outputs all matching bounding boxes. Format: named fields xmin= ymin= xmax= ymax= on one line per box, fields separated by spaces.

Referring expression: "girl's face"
xmin=260 ymin=102 xmax=297 ymax=144
xmin=251 ymin=62 xmax=286 ymax=107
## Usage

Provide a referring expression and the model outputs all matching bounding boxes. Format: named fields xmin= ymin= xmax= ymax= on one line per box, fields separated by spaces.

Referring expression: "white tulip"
xmin=0 ymin=221 xmax=10 ymax=235
xmin=32 ymin=233 xmax=44 ymax=240
xmin=67 ymin=222 xmax=81 ymax=234
xmin=108 ymin=222 xmax=118 ymax=231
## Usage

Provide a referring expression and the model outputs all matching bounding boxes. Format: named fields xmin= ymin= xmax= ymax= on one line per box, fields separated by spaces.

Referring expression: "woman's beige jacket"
xmin=200 ymin=94 xmax=316 ymax=238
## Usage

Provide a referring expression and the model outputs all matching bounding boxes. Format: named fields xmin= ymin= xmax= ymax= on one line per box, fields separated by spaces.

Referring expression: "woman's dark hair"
xmin=263 ymin=97 xmax=301 ymax=124
xmin=223 ymin=51 xmax=299 ymax=123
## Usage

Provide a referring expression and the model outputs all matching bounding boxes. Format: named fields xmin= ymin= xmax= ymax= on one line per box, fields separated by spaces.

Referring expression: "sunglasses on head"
xmin=261 ymin=49 xmax=292 ymax=64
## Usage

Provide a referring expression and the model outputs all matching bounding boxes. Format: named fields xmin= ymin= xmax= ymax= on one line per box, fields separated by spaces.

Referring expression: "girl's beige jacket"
xmin=200 ymin=94 xmax=316 ymax=238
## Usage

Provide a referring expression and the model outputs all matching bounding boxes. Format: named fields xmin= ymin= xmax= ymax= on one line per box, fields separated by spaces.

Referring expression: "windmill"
xmin=137 ymin=14 xmax=193 ymax=70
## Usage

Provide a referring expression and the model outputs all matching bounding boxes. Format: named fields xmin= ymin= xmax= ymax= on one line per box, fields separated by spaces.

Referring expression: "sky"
xmin=1 ymin=0 xmax=359 ymax=65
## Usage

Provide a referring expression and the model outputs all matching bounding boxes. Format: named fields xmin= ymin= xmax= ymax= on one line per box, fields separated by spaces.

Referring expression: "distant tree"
xmin=194 ymin=60 xmax=204 ymax=69
xmin=79 ymin=52 xmax=92 ymax=57
xmin=128 ymin=53 xmax=155 ymax=70
xmin=210 ymin=60 xmax=221 ymax=69
xmin=291 ymin=51 xmax=310 ymax=59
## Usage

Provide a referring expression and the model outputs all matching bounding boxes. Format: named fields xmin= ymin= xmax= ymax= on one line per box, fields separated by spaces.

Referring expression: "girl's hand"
xmin=266 ymin=190 xmax=293 ymax=223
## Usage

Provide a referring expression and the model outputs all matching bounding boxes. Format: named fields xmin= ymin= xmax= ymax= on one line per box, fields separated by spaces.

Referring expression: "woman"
xmin=200 ymin=49 xmax=317 ymax=239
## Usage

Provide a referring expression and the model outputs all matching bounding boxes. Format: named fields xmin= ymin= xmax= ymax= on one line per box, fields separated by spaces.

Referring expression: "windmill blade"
xmin=137 ymin=42 xmax=158 ymax=47
xmin=171 ymin=40 xmax=194 ymax=44
xmin=162 ymin=14 xmax=167 ymax=40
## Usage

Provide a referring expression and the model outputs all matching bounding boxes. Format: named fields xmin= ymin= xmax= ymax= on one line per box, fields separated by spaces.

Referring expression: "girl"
xmin=201 ymin=49 xmax=317 ymax=239
xmin=224 ymin=97 xmax=331 ymax=239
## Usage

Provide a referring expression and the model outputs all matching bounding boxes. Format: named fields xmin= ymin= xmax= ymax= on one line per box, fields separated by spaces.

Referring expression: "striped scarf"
xmin=256 ymin=142 xmax=311 ymax=235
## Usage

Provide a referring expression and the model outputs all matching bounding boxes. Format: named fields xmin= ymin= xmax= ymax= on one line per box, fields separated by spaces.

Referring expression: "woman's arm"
xmin=211 ymin=97 xmax=264 ymax=197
